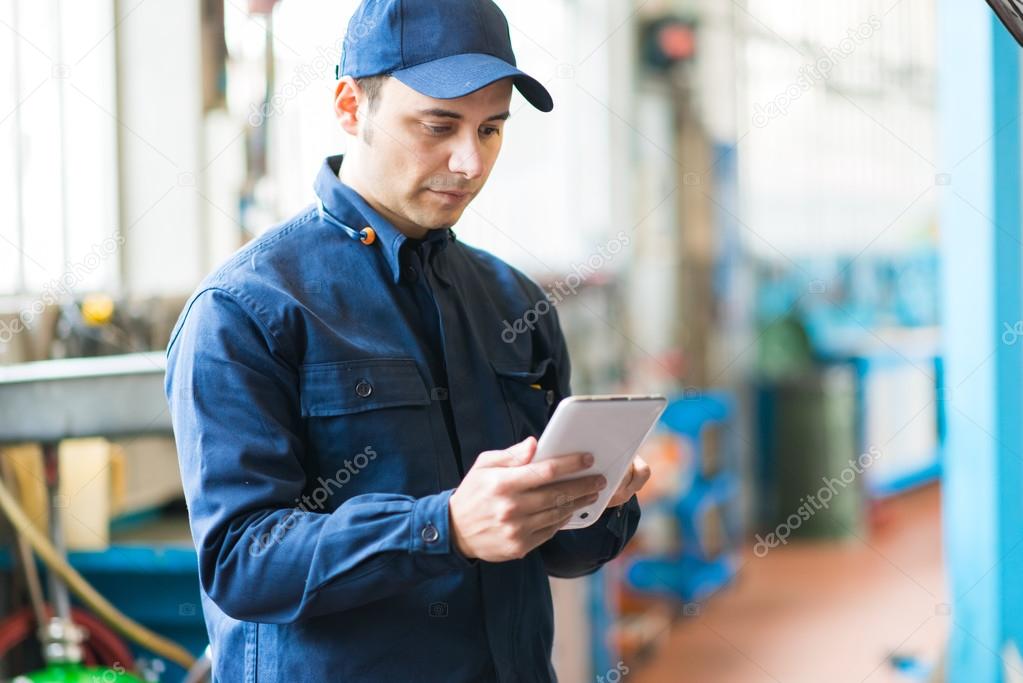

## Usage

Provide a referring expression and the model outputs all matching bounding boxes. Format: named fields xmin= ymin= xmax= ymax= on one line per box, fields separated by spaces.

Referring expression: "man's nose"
xmin=448 ymin=135 xmax=485 ymax=179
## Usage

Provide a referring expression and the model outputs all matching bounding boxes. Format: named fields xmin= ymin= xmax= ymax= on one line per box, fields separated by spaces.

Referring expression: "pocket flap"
xmin=300 ymin=358 xmax=430 ymax=417
xmin=490 ymin=357 xmax=554 ymax=385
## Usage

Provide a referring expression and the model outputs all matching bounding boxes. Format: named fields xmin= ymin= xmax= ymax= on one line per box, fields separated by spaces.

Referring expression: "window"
xmin=0 ymin=0 xmax=119 ymax=298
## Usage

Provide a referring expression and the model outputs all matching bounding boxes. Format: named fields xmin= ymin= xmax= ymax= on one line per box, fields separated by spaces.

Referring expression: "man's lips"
xmin=428 ymin=189 xmax=471 ymax=201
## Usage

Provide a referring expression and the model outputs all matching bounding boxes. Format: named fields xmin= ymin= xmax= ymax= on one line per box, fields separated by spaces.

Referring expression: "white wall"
xmin=116 ymin=0 xmax=206 ymax=295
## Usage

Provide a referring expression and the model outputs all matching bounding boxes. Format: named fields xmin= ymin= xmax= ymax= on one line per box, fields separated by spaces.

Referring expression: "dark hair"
xmin=357 ymin=75 xmax=390 ymax=114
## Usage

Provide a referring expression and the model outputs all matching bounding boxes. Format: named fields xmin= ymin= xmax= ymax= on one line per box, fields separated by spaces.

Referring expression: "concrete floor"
xmin=631 ymin=484 xmax=947 ymax=683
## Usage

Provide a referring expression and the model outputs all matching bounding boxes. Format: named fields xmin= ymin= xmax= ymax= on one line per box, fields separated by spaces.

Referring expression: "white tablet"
xmin=533 ymin=394 xmax=667 ymax=529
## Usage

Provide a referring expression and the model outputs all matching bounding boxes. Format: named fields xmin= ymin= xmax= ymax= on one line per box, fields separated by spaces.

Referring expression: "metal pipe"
xmin=42 ymin=443 xmax=71 ymax=624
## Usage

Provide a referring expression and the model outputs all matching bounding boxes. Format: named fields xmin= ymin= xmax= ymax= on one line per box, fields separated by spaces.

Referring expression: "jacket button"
xmin=545 ymin=390 xmax=555 ymax=406
xmin=421 ymin=523 xmax=439 ymax=544
xmin=404 ymin=265 xmax=419 ymax=282
xmin=432 ymin=387 xmax=449 ymax=401
xmin=355 ymin=380 xmax=373 ymax=398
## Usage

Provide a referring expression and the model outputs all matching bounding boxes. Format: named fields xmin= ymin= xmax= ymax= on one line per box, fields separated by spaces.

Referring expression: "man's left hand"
xmin=605 ymin=455 xmax=651 ymax=509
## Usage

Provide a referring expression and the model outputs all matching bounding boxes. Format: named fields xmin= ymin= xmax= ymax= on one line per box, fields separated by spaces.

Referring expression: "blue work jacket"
xmin=164 ymin=155 xmax=641 ymax=682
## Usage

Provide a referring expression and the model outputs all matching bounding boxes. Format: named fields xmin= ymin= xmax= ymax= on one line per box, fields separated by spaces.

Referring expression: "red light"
xmin=658 ymin=24 xmax=696 ymax=61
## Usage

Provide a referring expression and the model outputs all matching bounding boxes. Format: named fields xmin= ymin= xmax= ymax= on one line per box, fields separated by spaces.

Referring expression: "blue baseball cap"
xmin=338 ymin=0 xmax=554 ymax=113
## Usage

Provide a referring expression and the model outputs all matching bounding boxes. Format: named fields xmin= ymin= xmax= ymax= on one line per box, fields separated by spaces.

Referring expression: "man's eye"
xmin=423 ymin=124 xmax=451 ymax=136
xmin=480 ymin=126 xmax=500 ymax=138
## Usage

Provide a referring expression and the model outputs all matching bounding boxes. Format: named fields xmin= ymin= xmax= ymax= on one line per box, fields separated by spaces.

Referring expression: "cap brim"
xmin=392 ymin=53 xmax=553 ymax=113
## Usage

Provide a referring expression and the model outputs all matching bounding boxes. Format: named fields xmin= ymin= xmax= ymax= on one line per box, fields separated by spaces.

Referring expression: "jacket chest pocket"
xmin=299 ymin=358 xmax=439 ymax=500
xmin=491 ymin=356 xmax=558 ymax=442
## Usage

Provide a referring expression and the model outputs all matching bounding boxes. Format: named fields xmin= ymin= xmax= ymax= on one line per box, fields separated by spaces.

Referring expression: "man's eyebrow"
xmin=418 ymin=108 xmax=462 ymax=119
xmin=418 ymin=108 xmax=512 ymax=122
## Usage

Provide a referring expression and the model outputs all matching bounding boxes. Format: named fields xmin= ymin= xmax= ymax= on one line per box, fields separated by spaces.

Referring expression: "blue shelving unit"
xmin=588 ymin=391 xmax=740 ymax=676
xmin=625 ymin=393 xmax=740 ymax=600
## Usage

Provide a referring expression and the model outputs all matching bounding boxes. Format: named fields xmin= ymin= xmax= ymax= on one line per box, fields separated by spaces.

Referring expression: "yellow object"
xmin=59 ymin=439 xmax=114 ymax=550
xmin=81 ymin=294 xmax=115 ymax=326
xmin=3 ymin=445 xmax=47 ymax=533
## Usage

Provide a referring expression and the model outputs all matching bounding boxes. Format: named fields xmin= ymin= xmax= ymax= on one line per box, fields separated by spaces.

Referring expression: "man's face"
xmin=348 ymin=77 xmax=514 ymax=235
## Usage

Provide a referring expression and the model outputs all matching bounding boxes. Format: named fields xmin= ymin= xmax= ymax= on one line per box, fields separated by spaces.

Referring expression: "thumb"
xmin=477 ymin=436 xmax=537 ymax=468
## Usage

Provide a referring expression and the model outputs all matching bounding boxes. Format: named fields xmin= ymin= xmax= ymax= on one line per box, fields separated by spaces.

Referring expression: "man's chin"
xmin=401 ymin=194 xmax=472 ymax=232
xmin=416 ymin=209 xmax=465 ymax=232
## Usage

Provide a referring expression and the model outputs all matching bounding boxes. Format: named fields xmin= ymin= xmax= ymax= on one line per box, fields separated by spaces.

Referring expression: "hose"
xmin=0 ymin=471 xmax=196 ymax=669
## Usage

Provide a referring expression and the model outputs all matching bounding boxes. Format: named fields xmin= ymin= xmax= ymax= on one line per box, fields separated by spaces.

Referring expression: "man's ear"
xmin=334 ymin=76 xmax=363 ymax=137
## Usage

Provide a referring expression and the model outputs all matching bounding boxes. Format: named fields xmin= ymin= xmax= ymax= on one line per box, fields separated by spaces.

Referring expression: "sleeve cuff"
xmin=410 ymin=489 xmax=476 ymax=569
xmin=606 ymin=494 xmax=640 ymax=539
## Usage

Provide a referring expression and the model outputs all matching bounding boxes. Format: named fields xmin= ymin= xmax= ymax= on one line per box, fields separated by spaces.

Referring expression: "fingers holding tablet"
xmin=450 ymin=438 xmax=608 ymax=562
xmin=450 ymin=395 xmax=665 ymax=559
xmin=605 ymin=455 xmax=652 ymax=509
xmin=515 ymin=450 xmax=596 ymax=489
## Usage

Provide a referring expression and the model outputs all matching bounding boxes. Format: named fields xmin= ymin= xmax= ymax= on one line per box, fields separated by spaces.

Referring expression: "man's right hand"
xmin=448 ymin=436 xmax=607 ymax=562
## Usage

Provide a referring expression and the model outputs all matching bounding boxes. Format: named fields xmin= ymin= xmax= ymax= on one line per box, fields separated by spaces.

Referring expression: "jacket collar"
xmin=314 ymin=155 xmax=453 ymax=285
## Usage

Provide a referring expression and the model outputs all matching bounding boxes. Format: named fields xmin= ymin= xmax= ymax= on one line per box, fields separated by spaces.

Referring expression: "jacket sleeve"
xmin=165 ymin=288 xmax=470 ymax=624
xmin=536 ymin=303 xmax=642 ymax=578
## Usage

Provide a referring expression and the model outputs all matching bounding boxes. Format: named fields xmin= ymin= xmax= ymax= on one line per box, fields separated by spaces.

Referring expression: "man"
xmin=165 ymin=0 xmax=650 ymax=680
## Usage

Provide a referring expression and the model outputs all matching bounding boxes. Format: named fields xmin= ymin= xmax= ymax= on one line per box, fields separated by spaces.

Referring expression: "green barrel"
xmin=768 ymin=365 xmax=864 ymax=540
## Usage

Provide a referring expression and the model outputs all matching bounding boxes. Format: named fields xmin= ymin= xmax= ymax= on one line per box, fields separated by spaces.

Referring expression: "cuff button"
xmin=421 ymin=523 xmax=440 ymax=544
